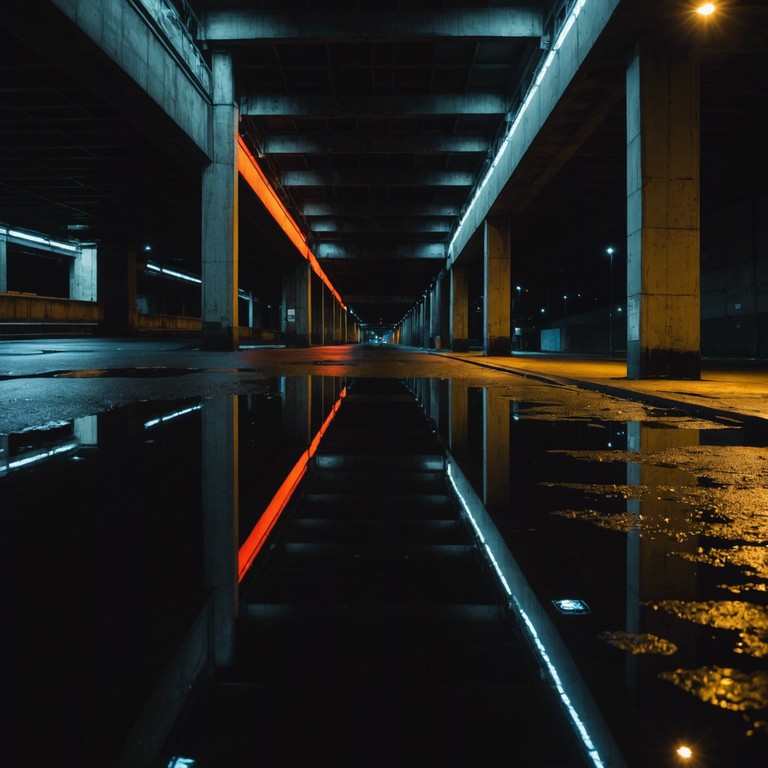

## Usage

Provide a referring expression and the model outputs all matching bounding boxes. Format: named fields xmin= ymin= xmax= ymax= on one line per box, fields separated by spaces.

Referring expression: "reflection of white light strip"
xmin=446 ymin=461 xmax=485 ymax=544
xmin=5 ymin=441 xmax=79 ymax=471
xmin=449 ymin=0 xmax=589 ymax=255
xmin=514 ymin=598 xmax=604 ymax=768
xmin=447 ymin=457 xmax=605 ymax=768
xmin=144 ymin=404 xmax=202 ymax=429
xmin=2 ymin=226 xmax=78 ymax=252
xmin=146 ymin=261 xmax=202 ymax=285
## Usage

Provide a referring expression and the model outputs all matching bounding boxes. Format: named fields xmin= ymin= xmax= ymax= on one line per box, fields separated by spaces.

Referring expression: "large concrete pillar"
xmin=333 ymin=300 xmax=343 ymax=344
xmin=311 ymin=274 xmax=323 ymax=345
xmin=284 ymin=261 xmax=312 ymax=347
xmin=202 ymin=51 xmax=239 ymax=351
xmin=70 ymin=245 xmax=97 ymax=302
xmin=450 ymin=266 xmax=469 ymax=352
xmin=483 ymin=217 xmax=512 ymax=356
xmin=626 ymin=40 xmax=700 ymax=379
xmin=429 ymin=281 xmax=441 ymax=348
xmin=0 ymin=236 xmax=7 ymax=292
xmin=99 ymin=244 xmax=138 ymax=332
xmin=202 ymin=395 xmax=239 ymax=667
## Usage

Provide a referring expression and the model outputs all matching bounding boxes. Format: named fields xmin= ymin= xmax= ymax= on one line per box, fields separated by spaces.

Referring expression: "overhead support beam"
xmin=303 ymin=202 xmax=461 ymax=217
xmin=264 ymin=134 xmax=488 ymax=155
xmin=316 ymin=243 xmax=446 ymax=260
xmin=51 ymin=0 xmax=211 ymax=157
xmin=282 ymin=170 xmax=474 ymax=187
xmin=447 ymin=0 xmax=621 ymax=266
xmin=240 ymin=93 xmax=507 ymax=117
xmin=311 ymin=218 xmax=452 ymax=234
xmin=203 ymin=9 xmax=543 ymax=42
xmin=345 ymin=295 xmax=417 ymax=305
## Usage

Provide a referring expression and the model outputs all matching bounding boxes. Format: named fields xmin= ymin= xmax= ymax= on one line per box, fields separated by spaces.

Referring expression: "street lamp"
xmin=562 ymin=294 xmax=568 ymax=318
xmin=516 ymin=285 xmax=523 ymax=350
xmin=606 ymin=247 xmax=615 ymax=357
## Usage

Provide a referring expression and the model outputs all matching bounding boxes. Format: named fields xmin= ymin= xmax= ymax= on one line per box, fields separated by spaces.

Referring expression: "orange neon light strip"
xmin=238 ymin=386 xmax=347 ymax=581
xmin=237 ymin=136 xmax=345 ymax=309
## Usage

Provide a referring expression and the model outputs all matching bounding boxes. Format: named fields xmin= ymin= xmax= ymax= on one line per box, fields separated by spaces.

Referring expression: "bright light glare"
xmin=676 ymin=746 xmax=693 ymax=759
xmin=696 ymin=3 xmax=715 ymax=15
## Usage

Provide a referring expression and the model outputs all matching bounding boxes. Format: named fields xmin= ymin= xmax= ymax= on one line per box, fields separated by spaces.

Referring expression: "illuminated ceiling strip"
xmin=448 ymin=0 xmax=588 ymax=256
xmin=236 ymin=137 xmax=346 ymax=310
xmin=446 ymin=458 xmax=605 ymax=768
xmin=0 ymin=225 xmax=78 ymax=253
xmin=146 ymin=261 xmax=202 ymax=285
xmin=238 ymin=386 xmax=347 ymax=581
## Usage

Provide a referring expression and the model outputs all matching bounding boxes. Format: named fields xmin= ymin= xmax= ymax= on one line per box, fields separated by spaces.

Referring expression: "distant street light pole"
xmin=563 ymin=294 xmax=568 ymax=318
xmin=607 ymin=247 xmax=615 ymax=357
xmin=516 ymin=285 xmax=523 ymax=350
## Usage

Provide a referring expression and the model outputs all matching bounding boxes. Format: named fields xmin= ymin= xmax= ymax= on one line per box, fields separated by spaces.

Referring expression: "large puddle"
xmin=2 ymin=374 xmax=766 ymax=767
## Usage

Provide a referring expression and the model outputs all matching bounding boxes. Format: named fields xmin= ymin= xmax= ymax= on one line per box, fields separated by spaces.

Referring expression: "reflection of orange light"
xmin=238 ymin=386 xmax=347 ymax=581
xmin=237 ymin=137 xmax=345 ymax=309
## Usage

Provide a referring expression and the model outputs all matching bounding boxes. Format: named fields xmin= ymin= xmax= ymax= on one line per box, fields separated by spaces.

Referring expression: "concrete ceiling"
xmin=1 ymin=0 xmax=766 ymax=328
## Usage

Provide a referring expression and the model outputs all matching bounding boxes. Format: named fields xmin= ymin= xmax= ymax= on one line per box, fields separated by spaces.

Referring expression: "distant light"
xmin=167 ymin=759 xmax=197 ymax=768
xmin=553 ymin=599 xmax=591 ymax=615
xmin=696 ymin=3 xmax=715 ymax=15
xmin=143 ymin=244 xmax=153 ymax=252
xmin=676 ymin=746 xmax=693 ymax=759
xmin=66 ymin=223 xmax=90 ymax=231
xmin=606 ymin=246 xmax=614 ymax=256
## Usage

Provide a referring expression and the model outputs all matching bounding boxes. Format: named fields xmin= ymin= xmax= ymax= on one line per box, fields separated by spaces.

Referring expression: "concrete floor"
xmin=1 ymin=338 xmax=767 ymax=432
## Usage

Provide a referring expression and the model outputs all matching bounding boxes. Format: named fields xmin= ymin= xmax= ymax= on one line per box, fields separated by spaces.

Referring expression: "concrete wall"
xmin=0 ymin=294 xmax=102 ymax=323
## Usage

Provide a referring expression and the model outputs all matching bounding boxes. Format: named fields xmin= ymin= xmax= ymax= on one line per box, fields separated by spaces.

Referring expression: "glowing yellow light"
xmin=696 ymin=3 xmax=715 ymax=15
xmin=676 ymin=746 xmax=693 ymax=759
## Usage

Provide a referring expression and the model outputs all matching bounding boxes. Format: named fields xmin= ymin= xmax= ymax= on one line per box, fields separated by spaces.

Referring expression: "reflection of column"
xmin=626 ymin=422 xmax=699 ymax=694
xmin=202 ymin=396 xmax=239 ymax=666
xmin=0 ymin=435 xmax=8 ymax=473
xmin=449 ymin=381 xmax=468 ymax=458
xmin=284 ymin=375 xmax=311 ymax=445
xmin=74 ymin=415 xmax=98 ymax=446
xmin=483 ymin=387 xmax=510 ymax=513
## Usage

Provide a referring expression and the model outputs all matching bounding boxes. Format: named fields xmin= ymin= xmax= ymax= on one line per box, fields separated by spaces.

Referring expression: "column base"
xmin=202 ymin=322 xmax=239 ymax=351
xmin=627 ymin=342 xmax=700 ymax=380
xmin=451 ymin=339 xmax=470 ymax=352
xmin=484 ymin=337 xmax=511 ymax=357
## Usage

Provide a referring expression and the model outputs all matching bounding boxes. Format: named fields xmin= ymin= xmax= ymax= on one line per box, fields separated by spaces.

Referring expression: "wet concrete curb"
xmin=433 ymin=351 xmax=768 ymax=432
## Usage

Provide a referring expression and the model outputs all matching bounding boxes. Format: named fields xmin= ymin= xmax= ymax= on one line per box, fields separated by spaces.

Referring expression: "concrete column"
xmin=99 ymin=244 xmax=137 ymax=332
xmin=333 ymin=300 xmax=342 ymax=344
xmin=0 ymin=236 xmax=7 ymax=292
xmin=70 ymin=245 xmax=97 ymax=302
xmin=202 ymin=51 xmax=239 ymax=351
xmin=626 ymin=40 xmax=700 ymax=379
xmin=439 ymin=271 xmax=451 ymax=348
xmin=311 ymin=274 xmax=323 ymax=345
xmin=202 ymin=395 xmax=239 ymax=667
xmin=483 ymin=216 xmax=512 ymax=356
xmin=450 ymin=266 xmax=469 ymax=352
xmin=430 ymin=281 xmax=441 ymax=348
xmin=321 ymin=284 xmax=328 ymax=345
xmin=284 ymin=261 xmax=312 ymax=347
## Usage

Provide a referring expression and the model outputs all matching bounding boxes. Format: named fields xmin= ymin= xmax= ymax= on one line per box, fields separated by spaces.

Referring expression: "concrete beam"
xmin=311 ymin=218 xmax=452 ymax=234
xmin=316 ymin=243 xmax=446 ymax=260
xmin=345 ymin=295 xmax=417 ymax=305
xmin=282 ymin=169 xmax=474 ymax=187
xmin=264 ymin=134 xmax=488 ymax=155
xmin=240 ymin=93 xmax=507 ymax=117
xmin=204 ymin=8 xmax=543 ymax=42
xmin=447 ymin=0 xmax=621 ymax=266
xmin=303 ymin=201 xmax=461 ymax=217
xmin=51 ymin=0 xmax=211 ymax=157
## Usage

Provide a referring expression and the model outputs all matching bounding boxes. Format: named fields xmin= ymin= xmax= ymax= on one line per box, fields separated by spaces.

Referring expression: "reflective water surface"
xmin=2 ymin=374 xmax=766 ymax=767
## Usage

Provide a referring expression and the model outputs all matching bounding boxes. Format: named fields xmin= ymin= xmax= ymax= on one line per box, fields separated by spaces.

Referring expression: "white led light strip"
xmin=449 ymin=0 xmax=589 ymax=256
